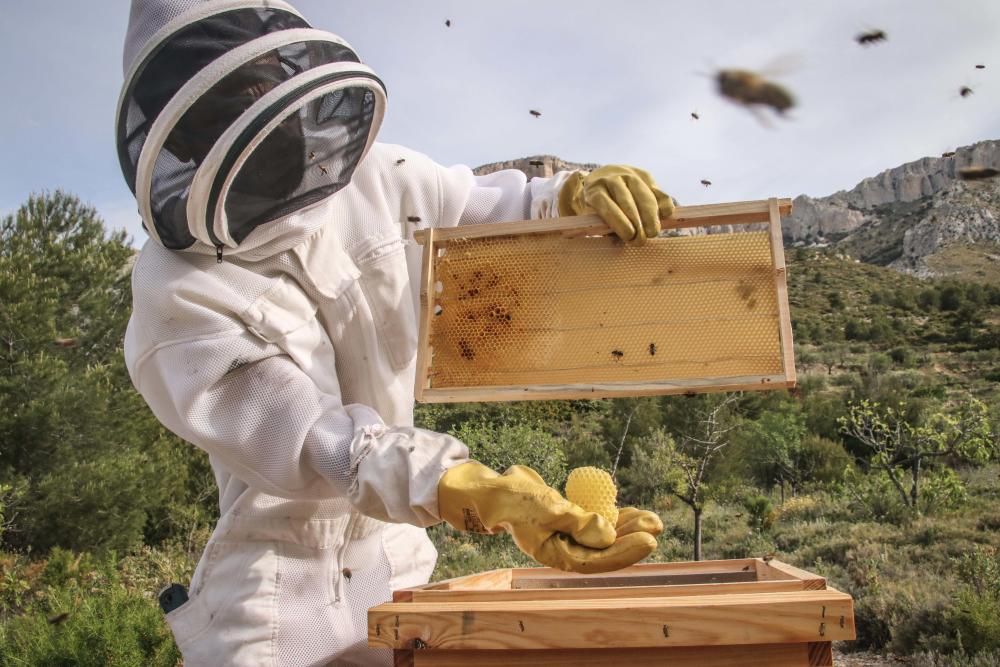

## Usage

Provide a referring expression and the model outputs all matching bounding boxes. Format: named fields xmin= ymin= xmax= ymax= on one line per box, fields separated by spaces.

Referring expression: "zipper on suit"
xmin=333 ymin=512 xmax=358 ymax=605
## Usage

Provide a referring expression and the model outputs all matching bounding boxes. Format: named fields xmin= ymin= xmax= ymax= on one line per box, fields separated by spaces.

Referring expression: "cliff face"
xmin=789 ymin=140 xmax=1000 ymax=277
xmin=889 ymin=181 xmax=1000 ymax=276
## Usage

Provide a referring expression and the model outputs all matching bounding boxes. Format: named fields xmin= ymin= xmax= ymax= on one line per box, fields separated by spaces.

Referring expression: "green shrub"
xmin=427 ymin=524 xmax=533 ymax=581
xmin=889 ymin=346 xmax=917 ymax=367
xmin=920 ymin=468 xmax=969 ymax=515
xmin=911 ymin=650 xmax=1000 ymax=667
xmin=942 ymin=546 xmax=1000 ymax=655
xmin=0 ymin=548 xmax=181 ymax=667
xmin=0 ymin=584 xmax=178 ymax=667
xmin=451 ymin=420 xmax=568 ymax=487
xmin=841 ymin=468 xmax=912 ymax=524
xmin=616 ymin=429 xmax=681 ymax=506
xmin=744 ymin=495 xmax=776 ymax=533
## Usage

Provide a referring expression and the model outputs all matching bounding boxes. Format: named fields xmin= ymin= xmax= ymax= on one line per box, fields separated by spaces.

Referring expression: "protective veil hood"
xmin=116 ymin=0 xmax=386 ymax=258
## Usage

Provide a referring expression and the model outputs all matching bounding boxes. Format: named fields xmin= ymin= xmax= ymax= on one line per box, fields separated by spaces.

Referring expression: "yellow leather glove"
xmin=558 ymin=165 xmax=674 ymax=244
xmin=615 ymin=506 xmax=665 ymax=539
xmin=438 ymin=462 xmax=661 ymax=573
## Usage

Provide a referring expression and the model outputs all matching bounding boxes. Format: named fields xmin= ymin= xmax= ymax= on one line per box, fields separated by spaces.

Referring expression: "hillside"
xmin=785 ymin=248 xmax=1000 ymax=404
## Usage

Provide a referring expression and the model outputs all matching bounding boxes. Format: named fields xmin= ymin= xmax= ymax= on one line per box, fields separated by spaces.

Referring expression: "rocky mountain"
xmin=474 ymin=155 xmax=599 ymax=180
xmin=783 ymin=139 xmax=1000 ymax=278
xmin=479 ymin=140 xmax=1000 ymax=281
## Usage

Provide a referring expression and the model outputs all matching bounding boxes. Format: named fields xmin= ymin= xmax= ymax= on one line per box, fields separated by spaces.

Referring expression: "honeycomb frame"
xmin=413 ymin=198 xmax=795 ymax=403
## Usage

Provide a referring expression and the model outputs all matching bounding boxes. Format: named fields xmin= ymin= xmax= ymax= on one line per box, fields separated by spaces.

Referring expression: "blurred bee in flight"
xmin=855 ymin=29 xmax=887 ymax=46
xmin=958 ymin=166 xmax=999 ymax=181
xmin=715 ymin=68 xmax=796 ymax=123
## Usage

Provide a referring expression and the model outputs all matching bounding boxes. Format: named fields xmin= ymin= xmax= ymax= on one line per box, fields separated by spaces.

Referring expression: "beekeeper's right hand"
xmin=438 ymin=461 xmax=658 ymax=573
xmin=558 ymin=165 xmax=674 ymax=244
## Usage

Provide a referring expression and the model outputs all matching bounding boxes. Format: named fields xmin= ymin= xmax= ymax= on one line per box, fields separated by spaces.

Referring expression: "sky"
xmin=1 ymin=1 xmax=998 ymax=245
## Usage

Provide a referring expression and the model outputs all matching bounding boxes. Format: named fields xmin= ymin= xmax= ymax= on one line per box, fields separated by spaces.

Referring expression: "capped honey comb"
xmin=429 ymin=231 xmax=780 ymax=387
xmin=565 ymin=466 xmax=619 ymax=526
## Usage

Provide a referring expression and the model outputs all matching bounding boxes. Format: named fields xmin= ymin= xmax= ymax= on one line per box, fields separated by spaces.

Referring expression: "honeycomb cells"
xmin=565 ymin=466 xmax=619 ymax=526
xmin=428 ymin=230 xmax=783 ymax=389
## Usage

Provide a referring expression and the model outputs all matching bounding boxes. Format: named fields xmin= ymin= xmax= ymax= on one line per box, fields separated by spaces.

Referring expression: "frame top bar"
xmin=413 ymin=197 xmax=793 ymax=245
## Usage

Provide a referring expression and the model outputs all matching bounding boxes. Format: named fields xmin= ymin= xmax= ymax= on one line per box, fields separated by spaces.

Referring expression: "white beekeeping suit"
xmin=116 ymin=1 xmax=570 ymax=665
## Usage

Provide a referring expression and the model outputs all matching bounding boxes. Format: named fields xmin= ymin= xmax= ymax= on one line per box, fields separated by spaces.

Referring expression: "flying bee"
xmin=528 ymin=159 xmax=544 ymax=167
xmin=960 ymin=86 xmax=974 ymax=98
xmin=975 ymin=64 xmax=985 ymax=69
xmin=395 ymin=158 xmax=406 ymax=165
xmin=942 ymin=151 xmax=956 ymax=158
xmin=529 ymin=109 xmax=542 ymax=118
xmin=700 ymin=179 xmax=712 ymax=187
xmin=958 ymin=166 xmax=999 ymax=181
xmin=317 ymin=164 xmax=329 ymax=175
xmin=715 ymin=69 xmax=795 ymax=118
xmin=690 ymin=111 xmax=700 ymax=120
xmin=445 ymin=19 xmax=451 ymax=27
xmin=308 ymin=151 xmax=316 ymax=160
xmin=855 ymin=29 xmax=887 ymax=46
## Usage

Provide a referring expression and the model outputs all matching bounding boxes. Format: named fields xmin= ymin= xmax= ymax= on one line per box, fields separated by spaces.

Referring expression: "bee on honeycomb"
xmin=565 ymin=466 xmax=619 ymax=526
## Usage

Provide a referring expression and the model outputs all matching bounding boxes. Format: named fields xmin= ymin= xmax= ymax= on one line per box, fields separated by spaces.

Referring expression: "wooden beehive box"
xmin=369 ymin=559 xmax=855 ymax=666
xmin=414 ymin=198 xmax=796 ymax=403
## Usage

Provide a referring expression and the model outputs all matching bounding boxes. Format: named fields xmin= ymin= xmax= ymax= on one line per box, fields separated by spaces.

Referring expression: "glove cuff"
xmin=557 ymin=170 xmax=587 ymax=216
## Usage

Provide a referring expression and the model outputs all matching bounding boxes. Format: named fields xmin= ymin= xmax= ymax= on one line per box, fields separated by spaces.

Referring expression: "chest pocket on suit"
xmin=239 ymin=276 xmax=341 ymax=396
xmin=353 ymin=236 xmax=417 ymax=372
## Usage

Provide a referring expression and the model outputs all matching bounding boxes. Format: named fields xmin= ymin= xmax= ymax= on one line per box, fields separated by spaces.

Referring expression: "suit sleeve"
xmin=432 ymin=160 xmax=575 ymax=228
xmin=128 ymin=328 xmax=469 ymax=526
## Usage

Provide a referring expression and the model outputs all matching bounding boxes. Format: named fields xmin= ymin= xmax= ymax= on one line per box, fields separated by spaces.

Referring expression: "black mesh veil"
xmin=118 ymin=7 xmax=309 ymax=194
xmin=216 ymin=82 xmax=377 ymax=245
xmin=116 ymin=5 xmax=383 ymax=251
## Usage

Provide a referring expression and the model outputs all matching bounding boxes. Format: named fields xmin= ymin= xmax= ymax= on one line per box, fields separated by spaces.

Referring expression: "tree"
xmin=0 ymin=192 xmax=214 ymax=553
xmin=838 ymin=397 xmax=992 ymax=512
xmin=741 ymin=404 xmax=806 ymax=503
xmin=652 ymin=394 xmax=741 ymax=561
xmin=817 ymin=343 xmax=849 ymax=376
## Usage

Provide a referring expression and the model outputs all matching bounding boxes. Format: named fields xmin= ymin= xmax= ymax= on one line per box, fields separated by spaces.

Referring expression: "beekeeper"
xmin=116 ymin=1 xmax=672 ymax=664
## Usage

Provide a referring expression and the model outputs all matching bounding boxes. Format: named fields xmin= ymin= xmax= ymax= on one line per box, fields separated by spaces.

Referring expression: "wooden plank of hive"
xmin=405 ymin=642 xmax=817 ymax=666
xmin=399 ymin=560 xmax=815 ymax=601
xmin=413 ymin=227 xmax=436 ymax=402
xmin=768 ymin=197 xmax=797 ymax=386
xmin=511 ymin=570 xmax=757 ymax=589
xmin=407 ymin=580 xmax=809 ymax=603
xmin=755 ymin=560 xmax=827 ymax=591
xmin=511 ymin=558 xmax=760 ymax=578
xmin=411 ymin=199 xmax=794 ymax=245
xmin=368 ymin=589 xmax=855 ymax=650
